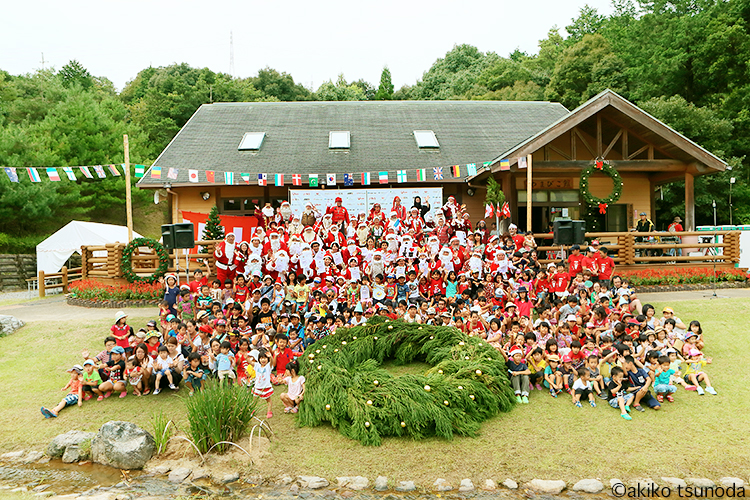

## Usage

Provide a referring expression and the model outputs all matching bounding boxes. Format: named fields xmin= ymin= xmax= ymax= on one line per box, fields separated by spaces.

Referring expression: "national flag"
xmin=108 ymin=164 xmax=121 ymax=176
xmin=93 ymin=165 xmax=106 ymax=178
xmin=397 ymin=170 xmax=407 ymax=183
xmin=80 ymin=166 xmax=93 ymax=179
xmin=500 ymin=202 xmax=511 ymax=219
xmin=309 ymin=174 xmax=319 ymax=187
xmin=433 ymin=167 xmax=443 ymax=180
xmin=206 ymin=171 xmax=215 ymax=183
xmin=485 ymin=204 xmax=494 ymax=218
xmin=134 ymin=165 xmax=145 ymax=178
xmin=258 ymin=173 xmax=267 ymax=186
xmin=361 ymin=172 xmax=371 ymax=185
xmin=466 ymin=163 xmax=477 ymax=176
xmin=225 ymin=172 xmax=235 ymax=185
xmin=292 ymin=174 xmax=302 ymax=186
xmin=500 ymin=159 xmax=510 ymax=171
xmin=240 ymin=173 xmax=250 ymax=184
xmin=4 ymin=167 xmax=18 ymax=183
xmin=416 ymin=169 xmax=426 ymax=181
xmin=167 ymin=168 xmax=179 ymax=180
xmin=344 ymin=173 xmax=353 ymax=186
xmin=326 ymin=173 xmax=336 ymax=186
xmin=451 ymin=165 xmax=460 ymax=177
xmin=378 ymin=171 xmax=388 ymax=184
xmin=63 ymin=167 xmax=76 ymax=181
xmin=274 ymin=174 xmax=284 ymax=186
xmin=27 ymin=168 xmax=41 ymax=182
xmin=518 ymin=157 xmax=527 ymax=169
xmin=482 ymin=161 xmax=492 ymax=169
xmin=151 ymin=165 xmax=161 ymax=179
xmin=46 ymin=167 xmax=61 ymax=181
xmin=188 ymin=169 xmax=199 ymax=183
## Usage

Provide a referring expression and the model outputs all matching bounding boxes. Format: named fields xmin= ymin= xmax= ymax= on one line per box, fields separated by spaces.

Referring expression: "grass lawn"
xmin=1 ymin=299 xmax=749 ymax=485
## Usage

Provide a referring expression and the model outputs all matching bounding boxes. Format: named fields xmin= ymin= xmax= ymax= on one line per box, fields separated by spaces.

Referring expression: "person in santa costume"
xmin=278 ymin=201 xmax=293 ymax=224
xmin=248 ymin=234 xmax=264 ymax=257
xmin=386 ymin=211 xmax=403 ymax=234
xmin=406 ymin=206 xmax=425 ymax=243
xmin=452 ymin=212 xmax=472 ymax=246
xmin=342 ymin=256 xmax=362 ymax=282
xmin=391 ymin=196 xmax=407 ymax=221
xmin=442 ymin=195 xmax=460 ymax=221
xmin=449 ymin=236 xmax=467 ymax=270
xmin=298 ymin=244 xmax=315 ymax=279
xmin=369 ymin=214 xmax=385 ymax=242
xmin=325 ymin=197 xmax=350 ymax=226
xmin=434 ymin=213 xmax=453 ymax=246
xmin=300 ymin=202 xmax=319 ymax=227
xmin=234 ymin=241 xmax=250 ymax=278
xmin=214 ymin=233 xmax=237 ymax=284
xmin=368 ymin=203 xmax=384 ymax=222
xmin=366 ymin=250 xmax=386 ymax=279
xmin=262 ymin=230 xmax=288 ymax=258
xmin=324 ymin=223 xmax=346 ymax=248
xmin=265 ymin=249 xmax=290 ymax=282
xmin=301 ymin=225 xmax=317 ymax=245
xmin=287 ymin=215 xmax=303 ymax=236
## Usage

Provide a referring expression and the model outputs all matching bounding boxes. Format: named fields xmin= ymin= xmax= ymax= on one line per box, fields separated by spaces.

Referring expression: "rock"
xmin=0 ymin=315 xmax=24 ymax=335
xmin=611 ymin=478 xmax=624 ymax=487
xmin=483 ymin=479 xmax=497 ymax=490
xmin=168 ymin=467 xmax=192 ymax=483
xmin=528 ymin=479 xmax=566 ymax=494
xmin=147 ymin=465 xmax=171 ymax=475
xmin=719 ymin=477 xmax=745 ymax=488
xmin=47 ymin=495 xmax=78 ymax=500
xmin=336 ymin=476 xmax=369 ymax=490
xmin=33 ymin=484 xmax=51 ymax=492
xmin=632 ymin=478 xmax=658 ymax=490
xmin=191 ymin=468 xmax=209 ymax=481
xmin=23 ymin=451 xmax=44 ymax=463
xmin=1 ymin=451 xmax=25 ymax=461
xmin=572 ymin=479 xmax=604 ymax=493
xmin=34 ymin=493 xmax=55 ymax=498
xmin=297 ymin=476 xmax=329 ymax=489
xmin=220 ymin=472 xmax=240 ymax=484
xmin=341 ymin=490 xmax=356 ymax=498
xmin=459 ymin=479 xmax=475 ymax=492
xmin=502 ymin=479 xmax=518 ymax=490
xmin=434 ymin=478 xmax=453 ymax=491
xmin=62 ymin=446 xmax=85 ymax=464
xmin=289 ymin=484 xmax=299 ymax=495
xmin=91 ymin=421 xmax=155 ymax=470
xmin=686 ymin=478 xmax=715 ymax=488
xmin=277 ymin=475 xmax=294 ymax=486
xmin=47 ymin=431 xmax=96 ymax=459
xmin=374 ymin=476 xmax=389 ymax=491
xmin=661 ymin=477 xmax=687 ymax=488
xmin=396 ymin=481 xmax=416 ymax=492
xmin=11 ymin=487 xmax=28 ymax=492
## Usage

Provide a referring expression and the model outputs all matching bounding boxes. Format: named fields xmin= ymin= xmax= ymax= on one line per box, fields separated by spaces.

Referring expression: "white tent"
xmin=36 ymin=221 xmax=143 ymax=274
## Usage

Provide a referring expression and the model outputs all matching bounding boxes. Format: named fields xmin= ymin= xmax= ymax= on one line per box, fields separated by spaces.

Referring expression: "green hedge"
xmin=0 ymin=233 xmax=46 ymax=254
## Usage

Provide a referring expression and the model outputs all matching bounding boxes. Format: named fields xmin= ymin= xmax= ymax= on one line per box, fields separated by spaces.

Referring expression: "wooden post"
xmin=62 ymin=266 xmax=68 ymax=293
xmin=38 ymin=270 xmax=45 ymax=298
xmin=526 ymin=154 xmax=533 ymax=232
xmin=124 ymin=134 xmax=133 ymax=242
xmin=105 ymin=243 xmax=115 ymax=279
xmin=625 ymin=233 xmax=636 ymax=265
xmin=80 ymin=246 xmax=88 ymax=279
xmin=685 ymin=171 xmax=695 ymax=231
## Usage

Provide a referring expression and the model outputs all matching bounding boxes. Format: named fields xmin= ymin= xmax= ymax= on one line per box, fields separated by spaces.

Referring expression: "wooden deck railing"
xmin=35 ymin=266 xmax=83 ymax=297
xmin=530 ymin=231 xmax=741 ymax=267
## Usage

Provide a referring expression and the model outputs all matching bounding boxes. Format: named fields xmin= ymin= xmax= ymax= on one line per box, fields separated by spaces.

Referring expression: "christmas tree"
xmin=200 ymin=205 xmax=224 ymax=258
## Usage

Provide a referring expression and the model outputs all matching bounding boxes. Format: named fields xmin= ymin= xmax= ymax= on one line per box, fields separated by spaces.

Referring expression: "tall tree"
xmin=375 ymin=67 xmax=394 ymax=100
xmin=59 ymin=60 xmax=93 ymax=90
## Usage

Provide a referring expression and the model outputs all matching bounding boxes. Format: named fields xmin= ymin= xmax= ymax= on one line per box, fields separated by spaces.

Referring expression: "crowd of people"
xmin=42 ymin=195 xmax=717 ymax=422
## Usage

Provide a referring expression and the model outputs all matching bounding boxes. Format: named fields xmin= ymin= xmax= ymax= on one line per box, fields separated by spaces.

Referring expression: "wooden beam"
xmin=603 ymin=114 xmax=676 ymax=161
xmin=548 ymin=144 xmax=571 ymax=160
xmin=648 ymin=145 xmax=654 ymax=160
xmin=650 ymin=177 xmax=656 ymax=222
xmin=627 ymin=144 xmax=649 ymax=160
xmin=571 ymin=130 xmax=577 ymax=160
xmin=533 ymin=160 xmax=687 ymax=172
xmin=685 ymin=171 xmax=695 ymax=231
xmin=603 ymin=129 xmax=623 ymax=158
xmin=596 ymin=114 xmax=602 ymax=157
xmin=650 ymin=170 xmax=689 ymax=185
xmin=622 ymin=129 xmax=628 ymax=159
xmin=574 ymin=128 xmax=596 ymax=157
xmin=544 ymin=145 xmax=550 ymax=161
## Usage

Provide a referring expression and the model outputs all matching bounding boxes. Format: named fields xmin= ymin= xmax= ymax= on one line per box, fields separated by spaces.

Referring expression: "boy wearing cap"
xmin=41 ymin=365 xmax=84 ymax=418
xmin=507 ymin=346 xmax=531 ymax=403
xmin=81 ymin=359 xmax=103 ymax=400
xmin=543 ymin=355 xmax=563 ymax=397
xmin=98 ymin=346 xmax=127 ymax=398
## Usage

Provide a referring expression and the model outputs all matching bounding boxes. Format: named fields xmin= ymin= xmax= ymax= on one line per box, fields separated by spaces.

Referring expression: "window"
xmin=414 ymin=130 xmax=439 ymax=148
xmin=220 ymin=198 xmax=261 ymax=216
xmin=329 ymin=131 xmax=350 ymax=149
xmin=238 ymin=132 xmax=266 ymax=151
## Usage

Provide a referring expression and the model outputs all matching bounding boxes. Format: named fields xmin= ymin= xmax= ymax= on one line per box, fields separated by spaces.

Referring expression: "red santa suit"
xmin=342 ymin=257 xmax=362 ymax=282
xmin=442 ymin=196 xmax=460 ymax=221
xmin=391 ymin=197 xmax=407 ymax=221
xmin=406 ymin=209 xmax=425 ymax=242
xmin=233 ymin=242 xmax=250 ymax=277
xmin=265 ymin=249 xmax=290 ymax=282
xmin=325 ymin=197 xmax=351 ymax=225
xmin=262 ymin=231 xmax=288 ymax=258
xmin=214 ymin=234 xmax=237 ymax=284
xmin=368 ymin=204 xmax=384 ymax=222
xmin=324 ymin=226 xmax=347 ymax=248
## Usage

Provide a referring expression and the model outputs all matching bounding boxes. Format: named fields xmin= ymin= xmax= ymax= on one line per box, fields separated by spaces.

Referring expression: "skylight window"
xmin=238 ymin=132 xmax=266 ymax=151
xmin=329 ymin=131 xmax=351 ymax=149
xmin=414 ymin=130 xmax=439 ymax=148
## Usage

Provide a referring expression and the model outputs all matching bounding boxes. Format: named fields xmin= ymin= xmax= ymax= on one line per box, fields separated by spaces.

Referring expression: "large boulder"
xmin=47 ymin=430 xmax=96 ymax=459
xmin=0 ymin=315 xmax=24 ymax=336
xmin=91 ymin=421 xmax=155 ymax=470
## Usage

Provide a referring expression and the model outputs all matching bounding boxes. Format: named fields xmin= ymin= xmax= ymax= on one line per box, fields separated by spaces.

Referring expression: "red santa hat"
xmin=449 ymin=236 xmax=460 ymax=244
xmin=335 ymin=197 xmax=343 ymax=203
xmin=324 ymin=252 xmax=334 ymax=261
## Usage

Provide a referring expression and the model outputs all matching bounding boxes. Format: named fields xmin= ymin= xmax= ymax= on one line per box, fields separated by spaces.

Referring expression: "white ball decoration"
xmin=443 ymin=400 xmax=450 ymax=406
xmin=424 ymin=385 xmax=431 ymax=392
xmin=469 ymin=395 xmax=475 ymax=400
xmin=308 ymin=353 xmax=315 ymax=359
xmin=315 ymin=349 xmax=321 ymax=353
xmin=353 ymin=336 xmax=357 ymax=340
xmin=458 ymin=385 xmax=463 ymax=390
xmin=342 ymin=341 xmax=347 ymax=345
xmin=334 ymin=349 xmax=339 ymax=353
xmin=323 ymin=345 xmax=327 ymax=349
xmin=400 ymin=421 xmax=406 ymax=427
xmin=325 ymin=404 xmax=331 ymax=410
xmin=437 ymin=369 xmax=444 ymax=375
xmin=366 ymin=400 xmax=373 ymax=406
xmin=365 ymin=421 xmax=371 ymax=428
xmin=429 ymin=336 xmax=434 ymax=340
xmin=475 ymin=369 xmax=482 ymax=376
xmin=418 ymin=326 xmax=423 ymax=330
xmin=458 ymin=341 xmax=465 ymax=346
xmin=465 ymin=356 xmax=470 ymax=360
xmin=388 ymin=325 xmax=393 ymax=330
xmin=373 ymin=380 xmax=379 ymax=386
xmin=373 ymin=336 xmax=378 ymax=340
xmin=317 ymin=365 xmax=322 ymax=371
xmin=308 ymin=359 xmax=314 ymax=364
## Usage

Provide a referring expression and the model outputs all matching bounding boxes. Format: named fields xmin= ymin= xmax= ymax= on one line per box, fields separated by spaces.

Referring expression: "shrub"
xmin=0 ymin=233 xmax=46 ymax=254
xmin=68 ymin=279 xmax=163 ymax=301
xmin=619 ymin=268 xmax=747 ymax=287
xmin=184 ymin=382 xmax=258 ymax=453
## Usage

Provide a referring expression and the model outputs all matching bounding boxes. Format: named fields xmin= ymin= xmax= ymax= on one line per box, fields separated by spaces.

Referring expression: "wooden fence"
xmin=531 ymin=231 xmax=741 ymax=268
xmin=36 ymin=266 xmax=83 ymax=297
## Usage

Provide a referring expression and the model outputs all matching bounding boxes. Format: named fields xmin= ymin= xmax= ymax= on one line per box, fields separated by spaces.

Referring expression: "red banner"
xmin=181 ymin=211 xmax=259 ymax=250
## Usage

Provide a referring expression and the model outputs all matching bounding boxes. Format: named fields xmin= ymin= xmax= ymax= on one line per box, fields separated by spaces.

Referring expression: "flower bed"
xmin=618 ymin=268 xmax=748 ymax=287
xmin=68 ymin=280 xmax=163 ymax=305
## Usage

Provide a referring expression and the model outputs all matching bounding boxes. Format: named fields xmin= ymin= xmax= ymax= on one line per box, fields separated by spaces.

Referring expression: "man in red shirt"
xmin=597 ymin=246 xmax=616 ymax=288
xmin=509 ymin=224 xmax=525 ymax=250
xmin=567 ymin=245 xmax=584 ymax=276
xmin=325 ymin=197 xmax=350 ymax=226
xmin=188 ymin=268 xmax=209 ymax=294
xmin=581 ymin=246 xmax=599 ymax=281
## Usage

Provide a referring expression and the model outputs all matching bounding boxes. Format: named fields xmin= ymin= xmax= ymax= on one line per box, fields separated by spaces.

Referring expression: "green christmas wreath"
xmin=298 ymin=316 xmax=515 ymax=446
xmin=580 ymin=160 xmax=623 ymax=208
xmin=121 ymin=238 xmax=169 ymax=283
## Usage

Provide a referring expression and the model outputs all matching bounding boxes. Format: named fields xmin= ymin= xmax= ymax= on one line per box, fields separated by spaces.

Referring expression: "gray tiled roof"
xmin=137 ymin=100 xmax=569 ymax=186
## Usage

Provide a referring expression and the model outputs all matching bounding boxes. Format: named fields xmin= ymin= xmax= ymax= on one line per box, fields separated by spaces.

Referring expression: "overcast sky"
xmin=2 ymin=0 xmax=615 ymax=93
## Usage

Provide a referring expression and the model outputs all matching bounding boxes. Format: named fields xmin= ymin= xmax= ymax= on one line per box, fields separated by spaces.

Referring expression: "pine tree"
xmin=199 ymin=205 xmax=224 ymax=258
xmin=375 ymin=67 xmax=394 ymax=100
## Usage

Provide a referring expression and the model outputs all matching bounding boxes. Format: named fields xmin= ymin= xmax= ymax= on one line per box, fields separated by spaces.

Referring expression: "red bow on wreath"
xmin=595 ymin=160 xmax=604 ymax=170
xmin=598 ymin=203 xmax=608 ymax=214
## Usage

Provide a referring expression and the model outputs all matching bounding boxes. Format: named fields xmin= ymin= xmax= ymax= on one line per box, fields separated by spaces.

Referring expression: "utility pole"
xmin=124 ymin=135 xmax=134 ymax=242
xmin=526 ymin=154 xmax=533 ymax=232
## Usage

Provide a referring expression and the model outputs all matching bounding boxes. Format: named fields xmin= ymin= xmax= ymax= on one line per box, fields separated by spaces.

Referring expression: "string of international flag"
xmin=2 ymin=164 xmax=148 ymax=183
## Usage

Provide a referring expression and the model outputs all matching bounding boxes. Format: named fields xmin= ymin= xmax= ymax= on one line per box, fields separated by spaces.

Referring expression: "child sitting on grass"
xmin=253 ymin=348 xmax=274 ymax=419
xmin=184 ymin=352 xmax=208 ymax=396
xmin=280 ymin=359 xmax=305 ymax=414
xmin=97 ymin=346 xmax=127 ymax=399
xmin=572 ymin=367 xmax=597 ymax=408
xmin=684 ymin=348 xmax=717 ymax=395
xmin=41 ymin=365 xmax=83 ymax=418
xmin=80 ymin=359 xmax=103 ymax=401
xmin=152 ymin=345 xmax=177 ymax=395
xmin=544 ymin=354 xmax=563 ymax=397
xmin=124 ymin=357 xmax=143 ymax=396
xmin=607 ymin=366 xmax=633 ymax=421
xmin=507 ymin=346 xmax=531 ymax=404
xmin=653 ymin=355 xmax=677 ymax=402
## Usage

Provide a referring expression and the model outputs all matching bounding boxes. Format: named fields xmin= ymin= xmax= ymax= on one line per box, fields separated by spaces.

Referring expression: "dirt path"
xmin=638 ymin=288 xmax=750 ymax=302
xmin=0 ymin=295 xmax=157 ymax=323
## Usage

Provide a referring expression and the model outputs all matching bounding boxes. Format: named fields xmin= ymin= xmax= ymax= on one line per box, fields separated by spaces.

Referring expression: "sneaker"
xmin=97 ymin=396 xmax=104 ymax=402
xmin=189 ymin=391 xmax=195 ymax=397
xmin=685 ymin=385 xmax=698 ymax=391
xmin=153 ymin=389 xmax=161 ymax=395
xmin=119 ymin=391 xmax=127 ymax=398
xmin=535 ymin=383 xmax=542 ymax=391
xmin=169 ymin=384 xmax=177 ymax=390
xmin=656 ymin=394 xmax=664 ymax=403
xmin=597 ymin=392 xmax=608 ymax=400
xmin=291 ymin=407 xmax=298 ymax=413
xmin=621 ymin=413 xmax=632 ymax=421
xmin=516 ymin=395 xmax=522 ymax=403
xmin=633 ymin=405 xmax=645 ymax=412
xmin=550 ymin=390 xmax=558 ymax=398
xmin=625 ymin=405 xmax=631 ymax=413
xmin=521 ymin=396 xmax=529 ymax=404
xmin=84 ymin=394 xmax=92 ymax=401
xmin=697 ymin=387 xmax=705 ymax=395
xmin=706 ymin=386 xmax=717 ymax=395
xmin=666 ymin=395 xmax=675 ymax=402
xmin=284 ymin=407 xmax=291 ymax=413
xmin=590 ymin=401 xmax=597 ymax=408
xmin=40 ymin=407 xmax=52 ymax=418
xmin=266 ymin=411 xmax=273 ymax=419
xmin=574 ymin=401 xmax=582 ymax=408
xmin=104 ymin=391 xmax=112 ymax=399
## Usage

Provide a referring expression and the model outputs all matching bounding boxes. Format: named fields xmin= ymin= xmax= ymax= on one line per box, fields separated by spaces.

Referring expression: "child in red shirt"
xmin=234 ymin=275 xmax=250 ymax=304
xmin=111 ymin=311 xmax=132 ymax=352
xmin=271 ymin=333 xmax=295 ymax=385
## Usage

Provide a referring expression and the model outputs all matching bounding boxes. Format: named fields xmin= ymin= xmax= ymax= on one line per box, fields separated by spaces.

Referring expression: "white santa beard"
xmin=275 ymin=256 xmax=290 ymax=272
xmin=469 ymin=257 xmax=483 ymax=273
xmin=225 ymin=242 xmax=235 ymax=261
xmin=270 ymin=239 xmax=281 ymax=251
xmin=387 ymin=240 xmax=398 ymax=252
xmin=262 ymin=207 xmax=274 ymax=217
xmin=300 ymin=252 xmax=313 ymax=268
xmin=289 ymin=243 xmax=302 ymax=255
xmin=370 ymin=261 xmax=384 ymax=277
xmin=302 ymin=232 xmax=315 ymax=243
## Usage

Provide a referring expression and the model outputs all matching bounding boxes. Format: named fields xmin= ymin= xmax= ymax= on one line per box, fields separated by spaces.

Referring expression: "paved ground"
xmin=0 ymin=295 xmax=157 ymax=323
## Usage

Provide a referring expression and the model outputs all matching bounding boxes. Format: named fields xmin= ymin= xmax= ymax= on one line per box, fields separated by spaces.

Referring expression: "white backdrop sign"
xmin=290 ymin=188 xmax=443 ymax=218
